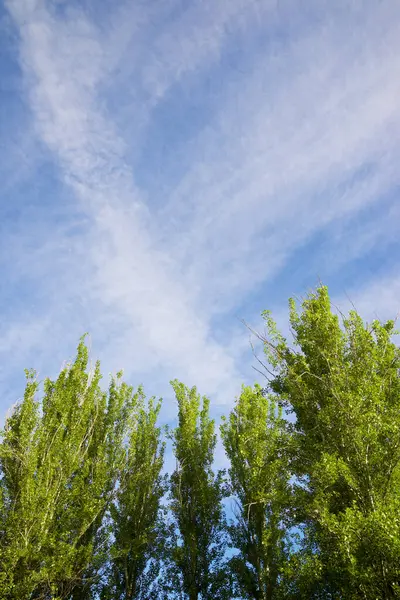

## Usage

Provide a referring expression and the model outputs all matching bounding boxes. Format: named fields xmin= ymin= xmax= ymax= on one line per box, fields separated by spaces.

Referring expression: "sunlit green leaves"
xmin=105 ymin=388 xmax=166 ymax=600
xmin=167 ymin=380 xmax=229 ymax=600
xmin=1 ymin=285 xmax=399 ymax=599
xmin=0 ymin=339 xmax=139 ymax=599
xmin=221 ymin=385 xmax=291 ymax=600
xmin=262 ymin=286 xmax=400 ymax=598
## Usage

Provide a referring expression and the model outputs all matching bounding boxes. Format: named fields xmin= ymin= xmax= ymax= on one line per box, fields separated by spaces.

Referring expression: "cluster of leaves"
xmin=1 ymin=286 xmax=400 ymax=599
xmin=0 ymin=341 xmax=165 ymax=600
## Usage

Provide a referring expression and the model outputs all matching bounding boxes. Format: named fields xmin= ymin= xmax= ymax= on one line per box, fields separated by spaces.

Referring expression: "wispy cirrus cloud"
xmin=159 ymin=0 xmax=400 ymax=314
xmin=3 ymin=0 xmax=251 ymax=404
xmin=1 ymin=0 xmax=400 ymax=417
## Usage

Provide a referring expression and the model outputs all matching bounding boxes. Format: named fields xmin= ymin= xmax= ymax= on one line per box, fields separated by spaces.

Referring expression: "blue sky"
xmin=1 ymin=0 xmax=400 ymax=439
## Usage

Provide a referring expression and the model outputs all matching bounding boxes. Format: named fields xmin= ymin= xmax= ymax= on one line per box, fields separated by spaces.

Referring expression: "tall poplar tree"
xmin=0 ymin=338 xmax=132 ymax=599
xmin=166 ymin=380 xmax=229 ymax=600
xmin=260 ymin=286 xmax=400 ymax=598
xmin=105 ymin=387 xmax=166 ymax=600
xmin=221 ymin=385 xmax=292 ymax=600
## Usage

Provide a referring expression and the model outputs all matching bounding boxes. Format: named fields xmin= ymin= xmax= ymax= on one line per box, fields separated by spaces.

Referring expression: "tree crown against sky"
xmin=0 ymin=286 xmax=399 ymax=599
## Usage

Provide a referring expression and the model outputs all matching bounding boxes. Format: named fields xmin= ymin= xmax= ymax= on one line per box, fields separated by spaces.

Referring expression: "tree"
xmin=0 ymin=338 xmax=131 ymax=599
xmin=2 ymin=284 xmax=400 ymax=599
xmin=166 ymin=380 xmax=230 ymax=600
xmin=221 ymin=384 xmax=292 ymax=600
xmin=104 ymin=387 xmax=166 ymax=600
xmin=260 ymin=286 xmax=400 ymax=598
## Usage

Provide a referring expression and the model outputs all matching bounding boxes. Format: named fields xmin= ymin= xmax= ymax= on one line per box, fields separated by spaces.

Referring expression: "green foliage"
xmin=1 ymin=285 xmax=400 ymax=599
xmin=0 ymin=339 xmax=149 ymax=599
xmin=166 ymin=380 xmax=230 ymax=600
xmin=104 ymin=387 xmax=166 ymax=600
xmin=262 ymin=286 xmax=400 ymax=599
xmin=221 ymin=385 xmax=292 ymax=600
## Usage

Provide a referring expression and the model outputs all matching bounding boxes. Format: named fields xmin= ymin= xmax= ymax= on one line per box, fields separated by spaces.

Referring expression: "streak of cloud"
xmin=5 ymin=0 xmax=245 ymax=403
xmin=1 ymin=0 xmax=400 ymax=414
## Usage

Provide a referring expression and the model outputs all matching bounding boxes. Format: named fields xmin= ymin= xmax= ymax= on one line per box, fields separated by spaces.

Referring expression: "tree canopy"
xmin=0 ymin=286 xmax=399 ymax=599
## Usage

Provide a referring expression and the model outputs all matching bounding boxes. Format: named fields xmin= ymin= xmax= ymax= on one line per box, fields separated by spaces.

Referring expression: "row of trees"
xmin=1 ymin=286 xmax=399 ymax=599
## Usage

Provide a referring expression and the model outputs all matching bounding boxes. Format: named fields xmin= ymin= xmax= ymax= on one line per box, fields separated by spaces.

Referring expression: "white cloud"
xmin=5 ymin=0 xmax=246 ymax=404
xmin=136 ymin=0 xmax=271 ymax=103
xmin=159 ymin=0 xmax=400 ymax=313
xmin=3 ymin=0 xmax=400 ymax=415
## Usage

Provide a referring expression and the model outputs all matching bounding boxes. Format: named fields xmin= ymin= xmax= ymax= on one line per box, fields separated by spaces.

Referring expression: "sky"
xmin=1 ymin=0 xmax=400 ymax=434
